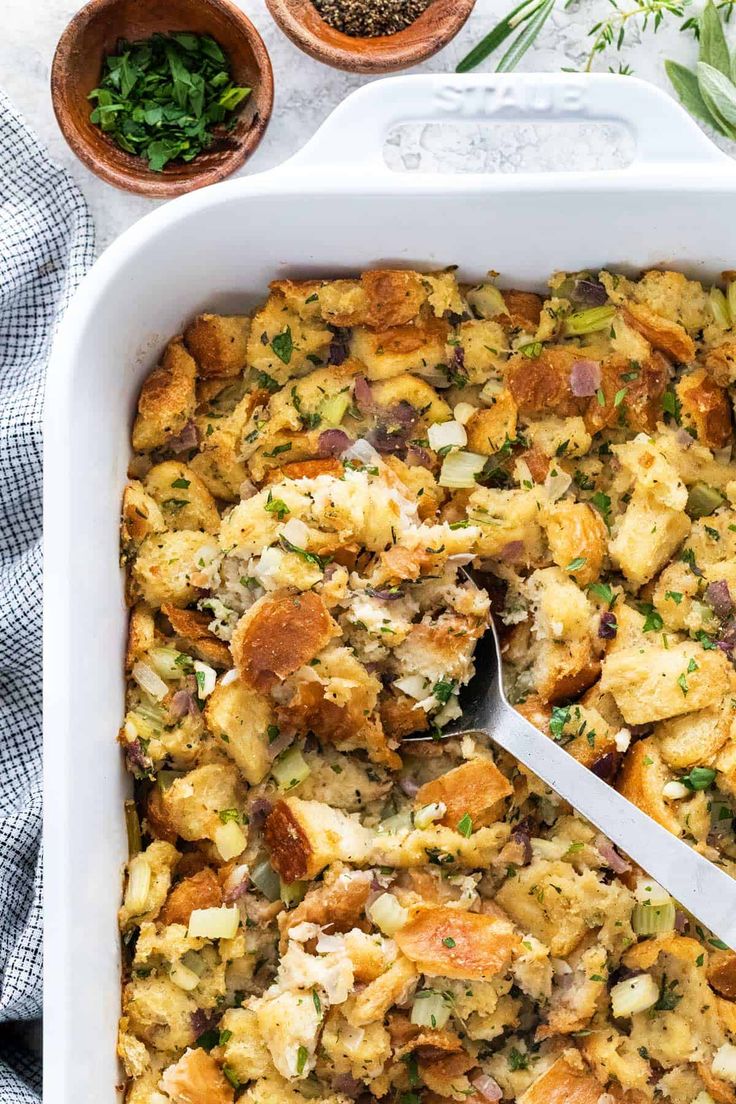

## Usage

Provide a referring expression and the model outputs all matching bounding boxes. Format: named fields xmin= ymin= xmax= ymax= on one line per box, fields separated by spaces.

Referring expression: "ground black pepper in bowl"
xmin=311 ymin=0 xmax=433 ymax=36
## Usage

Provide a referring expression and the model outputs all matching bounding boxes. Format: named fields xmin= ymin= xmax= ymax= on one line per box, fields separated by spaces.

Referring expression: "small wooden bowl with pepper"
xmin=266 ymin=0 xmax=475 ymax=74
xmin=51 ymin=0 xmax=274 ymax=198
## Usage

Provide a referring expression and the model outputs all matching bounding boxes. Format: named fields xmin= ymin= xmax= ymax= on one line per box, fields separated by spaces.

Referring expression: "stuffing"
xmin=132 ymin=338 xmax=197 ymax=453
xmin=131 ymin=530 xmax=219 ymax=609
xmin=143 ymin=462 xmax=220 ymax=534
xmin=601 ymin=641 xmax=734 ymax=724
xmin=414 ymin=758 xmax=512 ymax=829
xmin=394 ymin=905 xmax=520 ymax=979
xmin=119 ymin=268 xmax=736 ymax=1104
xmin=231 ymin=590 xmax=338 ymax=693
xmin=184 ymin=313 xmax=250 ymax=379
xmin=204 ymin=675 xmax=273 ymax=785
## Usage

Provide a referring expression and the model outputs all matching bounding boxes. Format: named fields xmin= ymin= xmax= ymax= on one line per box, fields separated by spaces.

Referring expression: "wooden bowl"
xmin=266 ymin=0 xmax=475 ymax=74
xmin=51 ymin=0 xmax=274 ymax=198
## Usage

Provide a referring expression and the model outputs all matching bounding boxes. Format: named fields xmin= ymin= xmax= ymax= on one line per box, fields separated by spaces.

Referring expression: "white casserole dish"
xmin=43 ymin=72 xmax=736 ymax=1104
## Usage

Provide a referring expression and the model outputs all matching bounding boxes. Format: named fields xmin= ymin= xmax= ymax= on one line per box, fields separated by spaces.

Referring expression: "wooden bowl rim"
xmin=51 ymin=0 xmax=274 ymax=198
xmin=265 ymin=0 xmax=476 ymax=74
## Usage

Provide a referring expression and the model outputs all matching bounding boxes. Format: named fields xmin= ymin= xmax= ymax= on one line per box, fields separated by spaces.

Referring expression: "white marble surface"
xmin=2 ymin=0 xmax=733 ymax=253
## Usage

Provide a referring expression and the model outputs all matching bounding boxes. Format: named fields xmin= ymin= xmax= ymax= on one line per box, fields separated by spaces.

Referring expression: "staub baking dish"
xmin=43 ymin=73 xmax=736 ymax=1103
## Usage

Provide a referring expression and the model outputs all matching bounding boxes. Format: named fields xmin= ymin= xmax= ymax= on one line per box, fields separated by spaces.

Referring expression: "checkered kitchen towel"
xmin=0 ymin=90 xmax=94 ymax=1099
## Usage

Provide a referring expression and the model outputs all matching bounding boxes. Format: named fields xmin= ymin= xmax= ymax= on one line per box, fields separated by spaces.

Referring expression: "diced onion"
xmin=280 ymin=518 xmax=310 ymax=547
xmin=634 ymin=878 xmax=671 ymax=907
xmin=453 ymin=402 xmax=477 ymax=426
xmin=188 ymin=905 xmax=240 ymax=940
xmin=631 ymin=902 xmax=676 ymax=936
xmin=250 ymin=860 xmax=282 ymax=902
xmin=662 ymin=781 xmax=689 ymax=801
xmin=132 ymin=661 xmax=169 ymax=702
xmin=686 ymin=482 xmax=725 ymax=519
xmin=712 ymin=1044 xmax=736 ymax=1084
xmin=413 ymin=802 xmax=447 ymax=830
xmin=193 ymin=660 xmax=217 ymax=699
xmin=214 ymin=820 xmax=247 ymax=862
xmin=544 ymin=466 xmax=572 ymax=502
xmin=411 ymin=990 xmax=452 ymax=1029
xmin=610 ymin=973 xmax=659 ymax=1017
xmin=439 ymin=450 xmax=486 ymax=489
xmin=169 ymin=961 xmax=200 ymax=991
xmin=271 ymin=747 xmax=311 ymax=792
xmin=614 ymin=728 xmax=631 ymax=754
xmin=378 ymin=811 xmax=413 ymax=835
xmin=280 ymin=879 xmax=307 ymax=907
xmin=124 ymin=854 xmax=151 ymax=915
xmin=394 ymin=675 xmax=429 ymax=700
xmin=367 ymin=892 xmax=409 ymax=936
xmin=428 ymin=420 xmax=467 ymax=452
xmin=147 ymin=646 xmax=186 ymax=681
xmin=530 ymin=837 xmax=568 ymax=861
xmin=479 ymin=378 xmax=505 ymax=405
xmin=181 ymin=950 xmax=206 ymax=976
xmin=710 ymin=286 xmax=731 ymax=328
xmin=466 ymin=284 xmax=509 ymax=320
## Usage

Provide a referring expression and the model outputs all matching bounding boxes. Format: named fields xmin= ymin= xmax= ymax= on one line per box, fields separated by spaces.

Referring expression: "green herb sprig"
xmin=89 ymin=32 xmax=251 ymax=171
xmin=667 ymin=1 xmax=736 ymax=137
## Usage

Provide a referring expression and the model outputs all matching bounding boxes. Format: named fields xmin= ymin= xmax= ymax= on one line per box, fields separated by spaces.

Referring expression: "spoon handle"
xmin=468 ymin=703 xmax=736 ymax=948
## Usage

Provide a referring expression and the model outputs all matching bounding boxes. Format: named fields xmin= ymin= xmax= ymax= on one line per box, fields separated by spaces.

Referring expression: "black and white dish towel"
xmin=0 ymin=88 xmax=94 ymax=1101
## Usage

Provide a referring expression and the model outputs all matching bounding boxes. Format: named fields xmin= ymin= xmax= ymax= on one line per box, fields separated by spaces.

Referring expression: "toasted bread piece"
xmin=204 ymin=677 xmax=273 ymax=785
xmin=350 ymin=316 xmax=449 ymax=382
xmin=414 ymin=759 xmax=512 ymax=830
xmin=162 ymin=604 xmax=232 ymax=669
xmin=394 ymin=906 xmax=519 ymax=980
xmin=380 ymin=691 xmax=431 ymax=741
xmin=126 ymin=604 xmax=156 ymax=672
xmin=263 ymin=458 xmax=343 ymax=484
xmin=501 ymin=289 xmax=543 ymax=331
xmin=601 ymin=642 xmax=733 ymax=724
xmin=587 ymin=352 xmax=669 ymax=435
xmin=623 ymin=302 xmax=695 ymax=363
xmin=122 ymin=482 xmax=166 ymax=550
xmin=144 ymin=462 xmax=220 ymax=534
xmin=184 ymin=313 xmax=249 ymax=379
xmin=519 ymin=1054 xmax=611 ymax=1104
xmin=264 ymin=798 xmax=372 ymax=883
xmin=709 ymin=951 xmax=736 ymax=1000
xmin=465 ymin=392 xmax=519 ymax=456
xmin=506 ymin=345 xmax=590 ymax=419
xmin=543 ymin=500 xmax=607 ymax=587
xmin=677 ymin=367 xmax=733 ymax=450
xmin=160 ymin=1047 xmax=234 ymax=1104
xmin=231 ymin=590 xmax=338 ymax=692
xmin=159 ymin=868 xmax=223 ymax=927
xmin=617 ymin=738 xmax=681 ymax=835
xmin=132 ymin=339 xmax=197 ymax=453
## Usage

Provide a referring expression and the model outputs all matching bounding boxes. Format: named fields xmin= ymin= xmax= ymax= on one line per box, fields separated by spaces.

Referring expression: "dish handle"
xmin=285 ymin=72 xmax=730 ymax=174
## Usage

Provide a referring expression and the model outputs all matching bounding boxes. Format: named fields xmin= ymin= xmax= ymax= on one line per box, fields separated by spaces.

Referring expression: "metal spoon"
xmin=406 ymin=616 xmax=736 ymax=948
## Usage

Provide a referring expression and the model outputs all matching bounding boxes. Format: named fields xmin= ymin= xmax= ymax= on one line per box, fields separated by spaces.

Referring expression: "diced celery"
xmin=319 ymin=391 xmax=351 ymax=427
xmin=147 ymin=646 xmax=186 ymax=681
xmin=631 ymin=902 xmax=676 ymax=936
xmin=251 ymin=860 xmax=281 ymax=901
xmin=124 ymin=854 xmax=151 ymax=915
xmin=710 ymin=286 xmax=731 ymax=328
xmin=686 ymin=482 xmax=725 ymax=518
xmin=610 ymin=973 xmax=659 ymax=1017
xmin=367 ymin=892 xmax=409 ymax=936
xmin=271 ymin=747 xmax=311 ymax=792
xmin=280 ymin=879 xmax=307 ymax=907
xmin=563 ymin=305 xmax=616 ymax=336
xmin=377 ymin=810 xmax=413 ymax=834
xmin=125 ymin=800 xmax=141 ymax=857
xmin=188 ymin=906 xmax=240 ymax=940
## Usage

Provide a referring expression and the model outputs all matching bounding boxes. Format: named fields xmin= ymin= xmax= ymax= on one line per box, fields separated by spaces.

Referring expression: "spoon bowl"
xmin=407 ymin=609 xmax=736 ymax=948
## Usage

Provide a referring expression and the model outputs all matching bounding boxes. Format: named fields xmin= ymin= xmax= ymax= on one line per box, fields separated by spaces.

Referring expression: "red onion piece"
xmin=400 ymin=777 xmax=419 ymax=797
xmin=675 ymin=427 xmax=695 ymax=449
xmin=248 ymin=797 xmax=273 ymax=830
xmin=166 ymin=421 xmax=199 ymax=453
xmin=124 ymin=739 xmax=150 ymax=774
xmin=223 ymin=874 xmax=250 ymax=904
xmin=595 ymin=834 xmax=630 ymax=874
xmin=353 ymin=375 xmax=375 ymax=413
xmin=570 ymin=278 xmax=607 ymax=306
xmin=705 ymin=579 xmax=733 ymax=619
xmin=332 ymin=1074 xmax=362 ymax=1097
xmin=367 ymin=401 xmax=418 ymax=455
xmin=591 ymin=751 xmax=620 ymax=784
xmin=717 ymin=616 xmax=736 ymax=656
xmin=318 ymin=429 xmax=352 ymax=457
xmin=500 ymin=540 xmax=525 ymax=563
xmin=267 ymin=729 xmax=296 ymax=760
xmin=328 ymin=327 xmax=351 ymax=367
xmin=405 ymin=444 xmax=433 ymax=468
xmin=570 ymin=359 xmax=601 ymax=397
xmin=170 ymin=690 xmax=199 ymax=718
xmin=366 ymin=586 xmax=404 ymax=601
xmin=674 ymin=909 xmax=689 ymax=934
xmin=598 ymin=611 xmax=618 ymax=639
xmin=471 ymin=1074 xmax=503 ymax=1102
xmin=511 ymin=824 xmax=533 ymax=866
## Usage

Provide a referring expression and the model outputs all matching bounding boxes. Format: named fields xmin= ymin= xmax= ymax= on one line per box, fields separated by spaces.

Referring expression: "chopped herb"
xmin=267 ymin=724 xmax=280 ymax=742
xmin=449 ymin=520 xmax=469 ymax=530
xmin=443 ymin=937 xmax=457 ymax=947
xmin=457 ymin=813 xmax=473 ymax=838
xmin=170 ymin=477 xmax=190 ymax=489
xmin=264 ymin=492 xmax=289 ymax=520
xmin=588 ymin=581 xmax=615 ymax=607
xmin=709 ymin=937 xmax=729 ymax=950
xmin=654 ymin=975 xmax=682 ymax=1012
xmin=223 ymin=1066 xmax=241 ymax=1089
xmin=218 ymin=808 xmax=240 ymax=824
xmin=665 ymin=590 xmax=683 ymax=604
xmin=681 ymin=766 xmax=716 ymax=791
xmin=508 ymin=1047 xmax=530 ymax=1071
xmin=613 ymin=387 xmax=627 ymax=407
xmin=662 ymin=389 xmax=681 ymax=423
xmin=565 ymin=556 xmax=587 ymax=573
xmin=296 ymin=1046 xmax=309 ymax=1076
xmin=312 ymin=989 xmax=322 ymax=1015
xmin=550 ymin=705 xmax=571 ymax=741
xmin=590 ymin=490 xmax=612 ymax=524
xmin=88 ymin=33 xmax=251 ymax=171
xmin=271 ymin=327 xmax=293 ymax=365
xmin=256 ymin=371 xmax=280 ymax=392
xmin=432 ymin=678 xmax=457 ymax=704
xmin=305 ymin=293 xmax=319 ymax=304
xmin=519 ymin=341 xmax=543 ymax=358
xmin=639 ymin=603 xmax=664 ymax=633
xmin=280 ymin=536 xmax=328 ymax=570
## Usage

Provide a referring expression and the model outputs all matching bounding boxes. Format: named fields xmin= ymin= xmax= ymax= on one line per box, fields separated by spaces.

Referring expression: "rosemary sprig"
xmin=584 ymin=0 xmax=688 ymax=72
xmin=456 ymin=0 xmax=557 ymax=73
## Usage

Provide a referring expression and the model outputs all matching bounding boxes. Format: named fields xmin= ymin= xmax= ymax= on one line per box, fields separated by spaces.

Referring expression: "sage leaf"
xmin=697 ymin=61 xmax=736 ymax=137
xmin=699 ymin=0 xmax=731 ymax=78
xmin=665 ymin=59 xmax=723 ymax=130
xmin=497 ymin=0 xmax=556 ymax=72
